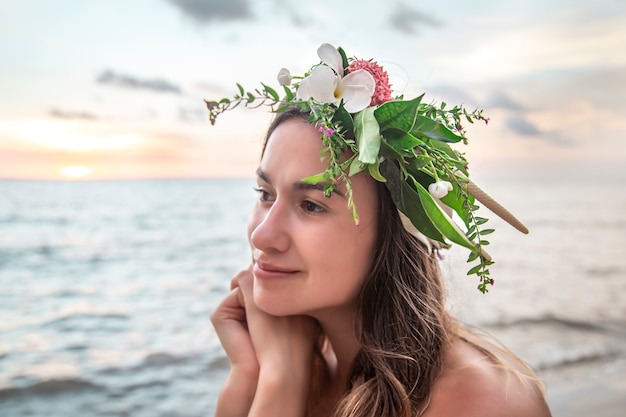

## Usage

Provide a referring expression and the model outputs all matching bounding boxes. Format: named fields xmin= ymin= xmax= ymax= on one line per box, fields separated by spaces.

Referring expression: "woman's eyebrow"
xmin=293 ymin=181 xmax=345 ymax=198
xmin=256 ymin=168 xmax=345 ymax=198
xmin=256 ymin=167 xmax=270 ymax=183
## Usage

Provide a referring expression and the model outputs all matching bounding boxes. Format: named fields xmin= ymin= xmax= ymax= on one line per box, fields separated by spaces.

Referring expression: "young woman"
xmin=208 ymin=44 xmax=552 ymax=417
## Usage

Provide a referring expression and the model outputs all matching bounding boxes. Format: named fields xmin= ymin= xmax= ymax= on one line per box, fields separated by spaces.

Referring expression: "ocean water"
xmin=1 ymin=176 xmax=625 ymax=416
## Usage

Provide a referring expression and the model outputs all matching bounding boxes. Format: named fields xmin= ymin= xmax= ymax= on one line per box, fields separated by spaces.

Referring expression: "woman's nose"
xmin=249 ymin=199 xmax=291 ymax=253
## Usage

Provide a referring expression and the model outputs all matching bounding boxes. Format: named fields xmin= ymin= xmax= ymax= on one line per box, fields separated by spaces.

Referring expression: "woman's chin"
xmin=254 ymin=293 xmax=301 ymax=317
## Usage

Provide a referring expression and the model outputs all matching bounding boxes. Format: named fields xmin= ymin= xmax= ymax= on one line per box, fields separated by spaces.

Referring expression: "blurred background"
xmin=1 ymin=0 xmax=625 ymax=416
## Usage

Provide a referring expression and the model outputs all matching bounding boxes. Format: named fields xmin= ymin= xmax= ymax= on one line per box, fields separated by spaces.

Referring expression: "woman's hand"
xmin=211 ymin=269 xmax=259 ymax=417
xmin=212 ymin=266 xmax=321 ymax=417
xmin=211 ymin=269 xmax=259 ymax=374
xmin=237 ymin=267 xmax=320 ymax=417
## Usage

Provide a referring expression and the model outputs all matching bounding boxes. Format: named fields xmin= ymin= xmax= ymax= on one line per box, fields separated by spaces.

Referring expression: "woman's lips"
xmin=253 ymin=260 xmax=299 ymax=279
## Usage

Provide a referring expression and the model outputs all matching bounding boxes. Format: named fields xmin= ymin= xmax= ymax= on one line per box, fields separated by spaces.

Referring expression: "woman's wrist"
xmin=248 ymin=365 xmax=311 ymax=417
xmin=214 ymin=367 xmax=259 ymax=417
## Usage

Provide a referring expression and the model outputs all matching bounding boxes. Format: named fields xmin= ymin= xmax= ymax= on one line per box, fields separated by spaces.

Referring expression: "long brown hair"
xmin=262 ymin=107 xmax=455 ymax=416
xmin=334 ymin=179 xmax=453 ymax=417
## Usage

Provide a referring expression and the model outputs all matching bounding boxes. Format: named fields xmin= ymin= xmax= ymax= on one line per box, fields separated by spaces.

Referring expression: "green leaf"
xmin=383 ymin=128 xmax=424 ymax=151
xmin=348 ymin=158 xmax=366 ymax=176
xmin=333 ymin=104 xmax=354 ymax=138
xmin=379 ymin=138 xmax=404 ymax=160
xmin=411 ymin=115 xmax=464 ymax=143
xmin=367 ymin=158 xmax=387 ymax=183
xmin=354 ymin=107 xmax=381 ymax=165
xmin=413 ymin=181 xmax=476 ymax=251
xmin=381 ymin=160 xmax=444 ymax=243
xmin=440 ymin=180 xmax=474 ymax=222
xmin=337 ymin=46 xmax=349 ymax=76
xmin=467 ymin=264 xmax=484 ymax=276
xmin=374 ymin=95 xmax=424 ymax=132
xmin=479 ymin=229 xmax=495 ymax=235
xmin=283 ymin=85 xmax=294 ymax=101
xmin=427 ymin=139 xmax=462 ymax=162
xmin=236 ymin=83 xmax=244 ymax=96
xmin=406 ymin=155 xmax=433 ymax=173
xmin=262 ymin=83 xmax=279 ymax=101
xmin=301 ymin=171 xmax=329 ymax=184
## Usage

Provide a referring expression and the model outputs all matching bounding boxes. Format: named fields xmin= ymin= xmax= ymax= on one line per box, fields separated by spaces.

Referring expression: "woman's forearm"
xmin=214 ymin=367 xmax=259 ymax=417
xmin=248 ymin=363 xmax=311 ymax=417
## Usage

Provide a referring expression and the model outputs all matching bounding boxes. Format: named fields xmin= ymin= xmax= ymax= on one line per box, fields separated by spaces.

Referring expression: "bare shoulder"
xmin=423 ymin=337 xmax=552 ymax=417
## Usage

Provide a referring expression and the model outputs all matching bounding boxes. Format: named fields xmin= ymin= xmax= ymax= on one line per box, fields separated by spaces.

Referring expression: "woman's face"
xmin=247 ymin=117 xmax=379 ymax=318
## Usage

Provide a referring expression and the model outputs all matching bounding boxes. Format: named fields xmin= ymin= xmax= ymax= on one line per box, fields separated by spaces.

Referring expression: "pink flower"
xmin=347 ymin=59 xmax=393 ymax=106
xmin=316 ymin=123 xmax=335 ymax=137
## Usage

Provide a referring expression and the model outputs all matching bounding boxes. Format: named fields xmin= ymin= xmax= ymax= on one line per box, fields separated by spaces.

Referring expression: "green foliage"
xmin=354 ymin=107 xmax=381 ymax=165
xmin=375 ymin=95 xmax=424 ymax=132
xmin=204 ymin=45 xmax=499 ymax=293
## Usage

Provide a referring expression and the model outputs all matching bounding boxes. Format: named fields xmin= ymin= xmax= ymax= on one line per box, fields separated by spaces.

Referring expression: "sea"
xmin=1 ymin=175 xmax=625 ymax=417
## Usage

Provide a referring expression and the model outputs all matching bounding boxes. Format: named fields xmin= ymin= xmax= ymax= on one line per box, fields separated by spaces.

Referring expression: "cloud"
xmin=96 ymin=70 xmax=182 ymax=94
xmin=486 ymin=90 xmax=526 ymax=111
xmin=506 ymin=116 xmax=541 ymax=136
xmin=388 ymin=3 xmax=441 ymax=35
xmin=564 ymin=67 xmax=626 ymax=109
xmin=166 ymin=0 xmax=252 ymax=24
xmin=423 ymin=84 xmax=477 ymax=108
xmin=179 ymin=107 xmax=207 ymax=123
xmin=49 ymin=109 xmax=99 ymax=120
xmin=506 ymin=116 xmax=572 ymax=146
xmin=273 ymin=0 xmax=306 ymax=27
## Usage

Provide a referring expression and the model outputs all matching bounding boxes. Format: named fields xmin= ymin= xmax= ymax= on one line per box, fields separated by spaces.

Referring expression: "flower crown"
xmin=205 ymin=43 xmax=528 ymax=293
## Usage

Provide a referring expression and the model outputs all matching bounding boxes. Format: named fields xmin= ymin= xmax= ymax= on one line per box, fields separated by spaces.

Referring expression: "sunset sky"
xmin=1 ymin=0 xmax=624 ymax=180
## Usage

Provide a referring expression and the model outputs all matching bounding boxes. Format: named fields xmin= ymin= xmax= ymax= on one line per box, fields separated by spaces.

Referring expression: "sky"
xmin=0 ymin=0 xmax=625 ymax=180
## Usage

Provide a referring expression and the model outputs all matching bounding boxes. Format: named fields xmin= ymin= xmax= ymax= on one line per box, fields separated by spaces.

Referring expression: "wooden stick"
xmin=467 ymin=181 xmax=529 ymax=234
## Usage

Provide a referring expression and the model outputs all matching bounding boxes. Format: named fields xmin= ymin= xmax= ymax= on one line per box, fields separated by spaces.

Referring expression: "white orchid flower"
xmin=277 ymin=67 xmax=292 ymax=86
xmin=296 ymin=43 xmax=375 ymax=113
xmin=428 ymin=181 xmax=453 ymax=199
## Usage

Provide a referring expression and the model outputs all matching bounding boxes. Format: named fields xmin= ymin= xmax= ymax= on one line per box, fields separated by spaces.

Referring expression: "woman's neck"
xmin=315 ymin=308 xmax=361 ymax=385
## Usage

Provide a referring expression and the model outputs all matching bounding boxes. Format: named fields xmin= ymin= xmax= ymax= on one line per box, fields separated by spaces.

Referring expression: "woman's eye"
xmin=302 ymin=200 xmax=325 ymax=214
xmin=254 ymin=187 xmax=274 ymax=202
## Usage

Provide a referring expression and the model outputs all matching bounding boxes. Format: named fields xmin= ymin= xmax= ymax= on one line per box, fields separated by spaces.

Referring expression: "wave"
xmin=136 ymin=352 xmax=193 ymax=368
xmin=486 ymin=315 xmax=626 ymax=334
xmin=0 ymin=214 xmax=72 ymax=225
xmin=42 ymin=312 xmax=129 ymax=328
xmin=0 ymin=378 xmax=100 ymax=400
xmin=536 ymin=349 xmax=622 ymax=370
xmin=477 ymin=316 xmax=626 ymax=370
xmin=0 ymin=352 xmax=207 ymax=402
xmin=585 ymin=266 xmax=624 ymax=279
